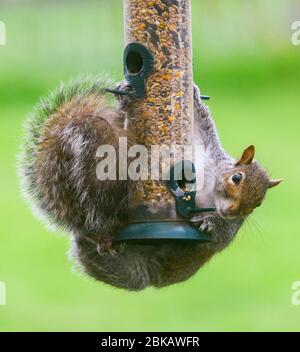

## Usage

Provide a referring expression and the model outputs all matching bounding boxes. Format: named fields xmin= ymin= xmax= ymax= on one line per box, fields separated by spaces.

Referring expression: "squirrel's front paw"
xmin=199 ymin=218 xmax=215 ymax=233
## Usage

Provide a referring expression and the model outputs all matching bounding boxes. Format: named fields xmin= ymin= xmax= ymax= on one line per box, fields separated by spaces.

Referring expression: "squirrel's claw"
xmin=96 ymin=238 xmax=117 ymax=256
xmin=199 ymin=218 xmax=215 ymax=233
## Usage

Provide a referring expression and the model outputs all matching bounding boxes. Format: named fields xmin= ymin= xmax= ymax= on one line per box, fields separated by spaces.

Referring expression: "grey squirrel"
xmin=19 ymin=76 xmax=282 ymax=291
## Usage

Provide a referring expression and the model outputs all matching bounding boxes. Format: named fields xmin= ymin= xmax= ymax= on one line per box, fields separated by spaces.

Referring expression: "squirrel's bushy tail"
xmin=19 ymin=75 xmax=129 ymax=235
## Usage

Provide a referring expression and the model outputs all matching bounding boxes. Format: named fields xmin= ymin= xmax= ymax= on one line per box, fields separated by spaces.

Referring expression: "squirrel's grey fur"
xmin=19 ymin=76 xmax=274 ymax=291
xmin=192 ymin=85 xmax=244 ymax=251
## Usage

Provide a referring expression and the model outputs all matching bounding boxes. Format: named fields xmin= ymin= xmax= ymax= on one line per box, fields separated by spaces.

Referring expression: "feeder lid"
xmin=115 ymin=221 xmax=211 ymax=243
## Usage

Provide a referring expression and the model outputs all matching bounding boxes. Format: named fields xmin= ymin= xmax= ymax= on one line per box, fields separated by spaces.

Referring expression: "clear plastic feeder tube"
xmin=124 ymin=0 xmax=194 ymax=221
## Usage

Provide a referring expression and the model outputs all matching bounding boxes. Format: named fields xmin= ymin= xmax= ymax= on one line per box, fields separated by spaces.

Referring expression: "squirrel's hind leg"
xmin=71 ymin=234 xmax=153 ymax=291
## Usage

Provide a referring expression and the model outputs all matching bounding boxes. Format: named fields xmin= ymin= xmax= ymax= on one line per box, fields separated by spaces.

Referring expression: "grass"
xmin=0 ymin=0 xmax=299 ymax=331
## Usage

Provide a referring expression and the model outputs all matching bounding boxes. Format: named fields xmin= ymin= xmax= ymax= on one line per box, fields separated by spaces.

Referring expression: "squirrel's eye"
xmin=231 ymin=173 xmax=243 ymax=185
xmin=256 ymin=202 xmax=262 ymax=208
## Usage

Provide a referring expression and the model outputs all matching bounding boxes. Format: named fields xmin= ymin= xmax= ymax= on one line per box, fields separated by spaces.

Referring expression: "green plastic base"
xmin=115 ymin=221 xmax=211 ymax=243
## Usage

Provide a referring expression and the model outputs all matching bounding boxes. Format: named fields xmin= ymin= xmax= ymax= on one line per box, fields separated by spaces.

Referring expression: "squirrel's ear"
xmin=268 ymin=179 xmax=283 ymax=189
xmin=236 ymin=145 xmax=255 ymax=166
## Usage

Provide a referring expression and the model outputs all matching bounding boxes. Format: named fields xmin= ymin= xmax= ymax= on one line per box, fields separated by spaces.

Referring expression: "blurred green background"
xmin=0 ymin=0 xmax=299 ymax=331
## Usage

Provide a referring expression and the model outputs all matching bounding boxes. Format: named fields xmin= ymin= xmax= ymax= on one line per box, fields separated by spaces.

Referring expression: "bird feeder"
xmin=115 ymin=0 xmax=215 ymax=242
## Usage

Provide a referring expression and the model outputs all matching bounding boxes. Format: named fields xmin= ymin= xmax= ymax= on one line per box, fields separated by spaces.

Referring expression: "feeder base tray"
xmin=115 ymin=221 xmax=211 ymax=243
